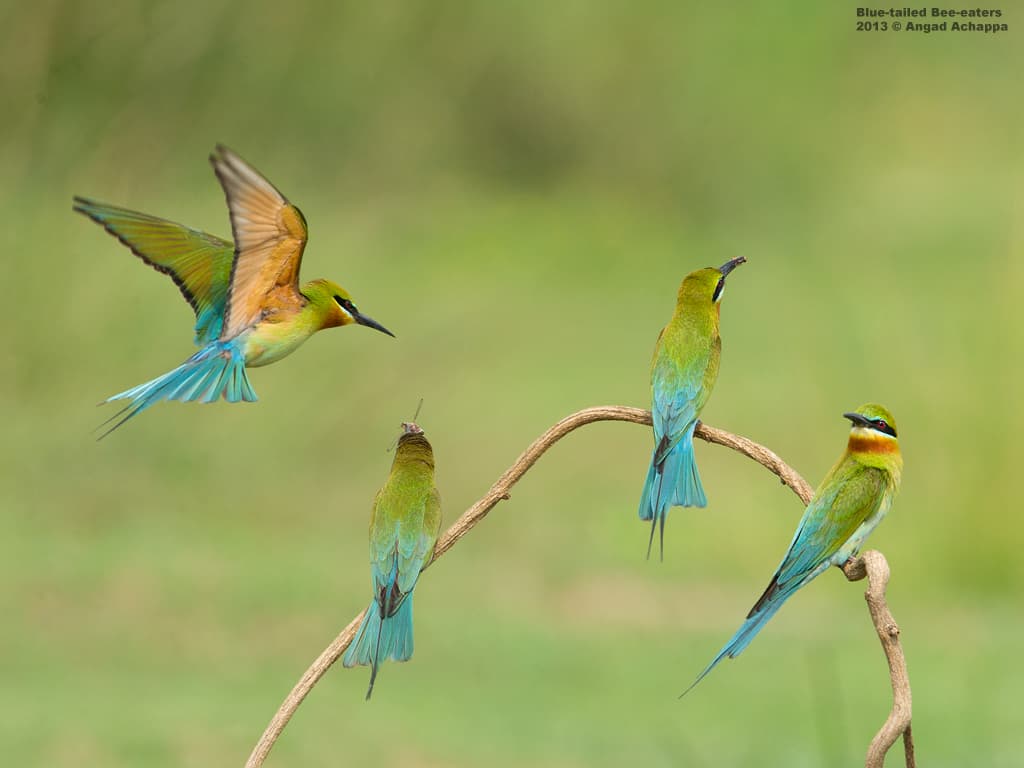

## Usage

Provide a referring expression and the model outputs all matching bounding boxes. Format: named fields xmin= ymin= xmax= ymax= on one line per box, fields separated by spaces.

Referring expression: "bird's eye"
xmin=712 ymin=277 xmax=725 ymax=302
xmin=333 ymin=295 xmax=355 ymax=312
xmin=872 ymin=419 xmax=896 ymax=437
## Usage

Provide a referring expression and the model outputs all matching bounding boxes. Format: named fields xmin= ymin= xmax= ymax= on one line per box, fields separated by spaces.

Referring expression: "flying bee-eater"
xmin=74 ymin=145 xmax=394 ymax=437
xmin=682 ymin=404 xmax=903 ymax=695
xmin=638 ymin=256 xmax=746 ymax=559
xmin=343 ymin=421 xmax=442 ymax=700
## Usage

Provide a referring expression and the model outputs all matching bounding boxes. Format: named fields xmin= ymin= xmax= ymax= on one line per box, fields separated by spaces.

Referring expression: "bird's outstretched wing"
xmin=210 ymin=145 xmax=309 ymax=339
xmin=72 ymin=197 xmax=233 ymax=344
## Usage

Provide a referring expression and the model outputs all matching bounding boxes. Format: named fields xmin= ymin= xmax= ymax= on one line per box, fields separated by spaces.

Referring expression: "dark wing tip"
xmin=211 ymin=144 xmax=245 ymax=173
xmin=747 ymin=576 xmax=780 ymax=618
xmin=209 ymin=147 xmax=226 ymax=172
xmin=72 ymin=200 xmax=108 ymax=227
xmin=72 ymin=195 xmax=96 ymax=215
xmin=209 ymin=144 xmax=236 ymax=174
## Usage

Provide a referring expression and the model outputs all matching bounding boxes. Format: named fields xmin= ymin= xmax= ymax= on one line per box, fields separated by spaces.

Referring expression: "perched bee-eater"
xmin=638 ymin=256 xmax=746 ymax=559
xmin=344 ymin=422 xmax=442 ymax=700
xmin=74 ymin=145 xmax=394 ymax=437
xmin=683 ymin=404 xmax=903 ymax=695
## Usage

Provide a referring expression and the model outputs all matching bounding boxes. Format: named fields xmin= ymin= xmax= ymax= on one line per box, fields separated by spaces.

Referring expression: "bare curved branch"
xmin=244 ymin=406 xmax=913 ymax=768
xmin=842 ymin=551 xmax=916 ymax=768
xmin=431 ymin=406 xmax=814 ymax=563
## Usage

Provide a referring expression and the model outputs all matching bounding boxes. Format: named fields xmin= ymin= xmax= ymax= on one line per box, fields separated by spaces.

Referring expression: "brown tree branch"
xmin=244 ymin=406 xmax=913 ymax=768
xmin=842 ymin=551 xmax=916 ymax=768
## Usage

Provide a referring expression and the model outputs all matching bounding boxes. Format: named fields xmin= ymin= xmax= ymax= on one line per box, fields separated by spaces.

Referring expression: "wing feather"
xmin=209 ymin=146 xmax=308 ymax=339
xmin=72 ymin=197 xmax=233 ymax=344
xmin=397 ymin=488 xmax=442 ymax=595
xmin=774 ymin=463 xmax=886 ymax=590
xmin=650 ymin=331 xmax=708 ymax=464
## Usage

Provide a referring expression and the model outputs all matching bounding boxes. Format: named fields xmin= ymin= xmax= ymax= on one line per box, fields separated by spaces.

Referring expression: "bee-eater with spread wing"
xmin=638 ymin=256 xmax=746 ymax=559
xmin=682 ymin=404 xmax=903 ymax=695
xmin=74 ymin=145 xmax=394 ymax=437
xmin=343 ymin=422 xmax=442 ymax=700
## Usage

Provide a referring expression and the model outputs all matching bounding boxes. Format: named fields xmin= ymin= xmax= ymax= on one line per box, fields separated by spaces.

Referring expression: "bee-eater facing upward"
xmin=74 ymin=145 xmax=394 ymax=437
xmin=343 ymin=422 xmax=442 ymax=700
xmin=683 ymin=404 xmax=903 ymax=695
xmin=638 ymin=256 xmax=746 ymax=559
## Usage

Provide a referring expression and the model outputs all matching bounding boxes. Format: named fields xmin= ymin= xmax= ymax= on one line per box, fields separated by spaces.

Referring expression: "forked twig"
xmin=244 ymin=406 xmax=913 ymax=768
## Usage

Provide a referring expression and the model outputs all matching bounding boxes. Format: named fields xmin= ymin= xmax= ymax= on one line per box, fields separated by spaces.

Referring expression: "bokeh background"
xmin=3 ymin=2 xmax=1022 ymax=766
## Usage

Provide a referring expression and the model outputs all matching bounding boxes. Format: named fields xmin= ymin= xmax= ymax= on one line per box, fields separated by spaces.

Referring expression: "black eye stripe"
xmin=333 ymin=295 xmax=356 ymax=312
xmin=712 ymin=277 xmax=725 ymax=302
xmin=871 ymin=419 xmax=897 ymax=437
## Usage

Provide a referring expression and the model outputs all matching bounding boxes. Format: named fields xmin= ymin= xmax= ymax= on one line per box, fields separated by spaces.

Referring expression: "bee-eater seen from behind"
xmin=638 ymin=256 xmax=746 ymax=559
xmin=682 ymin=404 xmax=903 ymax=695
xmin=74 ymin=145 xmax=394 ymax=437
xmin=343 ymin=421 xmax=442 ymax=700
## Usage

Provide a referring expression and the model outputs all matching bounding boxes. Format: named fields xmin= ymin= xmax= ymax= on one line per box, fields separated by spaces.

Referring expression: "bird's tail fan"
xmin=666 ymin=430 xmax=707 ymax=509
xmin=97 ymin=342 xmax=256 ymax=438
xmin=342 ymin=596 xmax=415 ymax=700
xmin=638 ymin=426 xmax=706 ymax=559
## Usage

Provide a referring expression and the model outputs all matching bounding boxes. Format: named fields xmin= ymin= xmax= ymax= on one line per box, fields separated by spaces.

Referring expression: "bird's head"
xmin=843 ymin=404 xmax=902 ymax=474
xmin=394 ymin=421 xmax=434 ymax=469
xmin=843 ymin=404 xmax=897 ymax=439
xmin=305 ymin=279 xmax=394 ymax=337
xmin=678 ymin=256 xmax=746 ymax=308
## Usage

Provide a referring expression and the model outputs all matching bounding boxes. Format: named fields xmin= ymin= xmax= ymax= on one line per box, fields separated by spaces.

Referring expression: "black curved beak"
xmin=353 ymin=311 xmax=395 ymax=338
xmin=843 ymin=412 xmax=872 ymax=428
xmin=718 ymin=256 xmax=746 ymax=277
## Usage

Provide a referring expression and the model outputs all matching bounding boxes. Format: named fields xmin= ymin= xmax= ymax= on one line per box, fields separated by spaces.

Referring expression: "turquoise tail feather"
xmin=638 ymin=425 xmax=706 ymax=559
xmin=343 ymin=595 xmax=415 ymax=700
xmin=97 ymin=341 xmax=256 ymax=438
xmin=681 ymin=582 xmax=793 ymax=697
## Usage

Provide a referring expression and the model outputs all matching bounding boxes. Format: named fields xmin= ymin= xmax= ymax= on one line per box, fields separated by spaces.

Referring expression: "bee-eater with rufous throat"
xmin=344 ymin=421 xmax=442 ymax=700
xmin=74 ymin=145 xmax=394 ymax=437
xmin=638 ymin=256 xmax=746 ymax=559
xmin=682 ymin=404 xmax=903 ymax=695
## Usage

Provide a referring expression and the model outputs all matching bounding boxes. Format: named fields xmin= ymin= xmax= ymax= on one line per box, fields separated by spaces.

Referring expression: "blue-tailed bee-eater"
xmin=683 ymin=404 xmax=903 ymax=694
xmin=74 ymin=145 xmax=393 ymax=437
xmin=638 ymin=257 xmax=746 ymax=558
xmin=344 ymin=421 xmax=442 ymax=699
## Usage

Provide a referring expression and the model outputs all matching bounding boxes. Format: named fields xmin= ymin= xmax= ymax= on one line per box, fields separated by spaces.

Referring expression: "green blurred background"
xmin=2 ymin=2 xmax=1021 ymax=766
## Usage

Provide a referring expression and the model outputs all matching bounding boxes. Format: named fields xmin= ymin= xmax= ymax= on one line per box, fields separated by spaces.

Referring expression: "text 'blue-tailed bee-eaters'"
xmin=638 ymin=256 xmax=746 ymax=559
xmin=344 ymin=422 xmax=442 ymax=700
xmin=74 ymin=145 xmax=394 ymax=437
xmin=682 ymin=404 xmax=903 ymax=695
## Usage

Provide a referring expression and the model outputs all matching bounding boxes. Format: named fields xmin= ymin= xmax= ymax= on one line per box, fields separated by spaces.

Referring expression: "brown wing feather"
xmin=210 ymin=145 xmax=309 ymax=339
